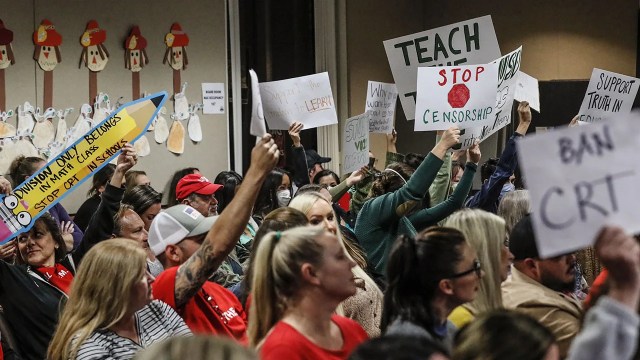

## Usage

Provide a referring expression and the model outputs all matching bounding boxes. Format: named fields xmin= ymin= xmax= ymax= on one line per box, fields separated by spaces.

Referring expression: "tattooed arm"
xmin=173 ymin=135 xmax=279 ymax=308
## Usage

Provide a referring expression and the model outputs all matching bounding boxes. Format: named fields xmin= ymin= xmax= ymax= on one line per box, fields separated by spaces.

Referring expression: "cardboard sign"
xmin=517 ymin=114 xmax=640 ymax=258
xmin=459 ymin=47 xmax=522 ymax=148
xmin=383 ymin=15 xmax=501 ymax=120
xmin=514 ymin=71 xmax=540 ymax=112
xmin=0 ymin=92 xmax=167 ymax=244
xmin=414 ymin=63 xmax=498 ymax=131
xmin=201 ymin=83 xmax=225 ymax=114
xmin=343 ymin=112 xmax=370 ymax=174
xmin=260 ymin=72 xmax=338 ymax=130
xmin=577 ymin=68 xmax=640 ymax=123
xmin=365 ymin=81 xmax=398 ymax=133
xmin=249 ymin=69 xmax=267 ymax=137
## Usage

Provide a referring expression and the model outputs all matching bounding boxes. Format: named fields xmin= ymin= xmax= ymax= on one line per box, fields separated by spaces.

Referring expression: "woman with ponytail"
xmin=248 ymin=226 xmax=368 ymax=359
xmin=382 ymin=227 xmax=483 ymax=353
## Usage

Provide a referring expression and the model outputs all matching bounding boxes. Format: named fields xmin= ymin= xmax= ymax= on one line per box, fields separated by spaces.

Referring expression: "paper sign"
xmin=260 ymin=72 xmax=338 ymax=130
xmin=414 ymin=63 xmax=498 ymax=131
xmin=577 ymin=68 xmax=640 ymax=123
xmin=514 ymin=71 xmax=540 ymax=112
xmin=342 ymin=112 xmax=370 ymax=174
xmin=517 ymin=114 xmax=640 ymax=258
xmin=459 ymin=47 xmax=522 ymax=149
xmin=365 ymin=81 xmax=398 ymax=133
xmin=0 ymin=92 xmax=168 ymax=244
xmin=383 ymin=15 xmax=501 ymax=120
xmin=249 ymin=70 xmax=267 ymax=137
xmin=201 ymin=83 xmax=226 ymax=114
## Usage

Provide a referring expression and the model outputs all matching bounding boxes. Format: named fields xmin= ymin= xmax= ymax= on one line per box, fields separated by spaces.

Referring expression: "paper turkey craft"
xmin=125 ymin=26 xmax=149 ymax=100
xmin=0 ymin=20 xmax=14 ymax=112
xmin=79 ymin=20 xmax=109 ymax=105
xmin=33 ymin=19 xmax=63 ymax=108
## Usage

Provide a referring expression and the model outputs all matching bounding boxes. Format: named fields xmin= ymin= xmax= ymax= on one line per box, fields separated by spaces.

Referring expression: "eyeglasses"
xmin=450 ymin=259 xmax=482 ymax=278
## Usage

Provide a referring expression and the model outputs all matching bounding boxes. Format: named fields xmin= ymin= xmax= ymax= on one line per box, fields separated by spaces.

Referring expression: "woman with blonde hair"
xmin=249 ymin=226 xmax=368 ymax=359
xmin=444 ymin=208 xmax=514 ymax=328
xmin=290 ymin=192 xmax=384 ymax=337
xmin=48 ymin=239 xmax=191 ymax=360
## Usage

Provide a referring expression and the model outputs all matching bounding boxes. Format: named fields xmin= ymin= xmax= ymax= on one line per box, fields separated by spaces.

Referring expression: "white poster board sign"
xmin=249 ymin=70 xmax=267 ymax=137
xmin=517 ymin=115 xmax=640 ymax=258
xmin=342 ymin=112 xmax=370 ymax=174
xmin=459 ymin=47 xmax=522 ymax=149
xmin=577 ymin=68 xmax=640 ymax=123
xmin=383 ymin=15 xmax=501 ymax=120
xmin=259 ymin=72 xmax=338 ymax=130
xmin=201 ymin=83 xmax=225 ymax=114
xmin=414 ymin=63 xmax=498 ymax=131
xmin=365 ymin=81 xmax=398 ymax=134
xmin=514 ymin=71 xmax=540 ymax=112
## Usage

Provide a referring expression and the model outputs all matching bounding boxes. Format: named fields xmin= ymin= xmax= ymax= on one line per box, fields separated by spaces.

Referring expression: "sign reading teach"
xmin=384 ymin=15 xmax=501 ymax=120
xmin=517 ymin=114 xmax=640 ymax=258
xmin=577 ymin=68 xmax=640 ymax=123
xmin=260 ymin=72 xmax=338 ymax=130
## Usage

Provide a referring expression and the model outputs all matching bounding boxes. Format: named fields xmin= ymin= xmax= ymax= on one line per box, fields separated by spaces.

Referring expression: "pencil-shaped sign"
xmin=0 ymin=92 xmax=167 ymax=244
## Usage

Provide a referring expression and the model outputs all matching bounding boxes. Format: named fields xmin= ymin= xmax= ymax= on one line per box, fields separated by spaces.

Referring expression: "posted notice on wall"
xmin=201 ymin=83 xmax=226 ymax=114
xmin=514 ymin=71 xmax=540 ymax=112
xmin=414 ymin=63 xmax=498 ymax=131
xmin=365 ymin=81 xmax=398 ymax=134
xmin=259 ymin=72 xmax=338 ymax=130
xmin=342 ymin=112 xmax=370 ymax=174
xmin=517 ymin=114 xmax=640 ymax=258
xmin=577 ymin=68 xmax=640 ymax=123
xmin=249 ymin=70 xmax=267 ymax=137
xmin=383 ymin=15 xmax=501 ymax=120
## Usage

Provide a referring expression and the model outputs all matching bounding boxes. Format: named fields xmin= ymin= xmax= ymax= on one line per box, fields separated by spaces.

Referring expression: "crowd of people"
xmin=0 ymin=100 xmax=638 ymax=360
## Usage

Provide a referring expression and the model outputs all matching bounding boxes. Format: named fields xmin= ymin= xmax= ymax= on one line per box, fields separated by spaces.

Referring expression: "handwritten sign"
xmin=577 ymin=68 xmax=640 ymax=123
xmin=517 ymin=114 xmax=640 ymax=258
xmin=383 ymin=15 xmax=501 ymax=120
xmin=342 ymin=112 xmax=370 ymax=174
xmin=365 ymin=81 xmax=398 ymax=133
xmin=414 ymin=63 xmax=498 ymax=131
xmin=249 ymin=69 xmax=266 ymax=137
xmin=459 ymin=47 xmax=522 ymax=148
xmin=259 ymin=72 xmax=338 ymax=130
xmin=201 ymin=83 xmax=225 ymax=114
xmin=514 ymin=71 xmax=540 ymax=112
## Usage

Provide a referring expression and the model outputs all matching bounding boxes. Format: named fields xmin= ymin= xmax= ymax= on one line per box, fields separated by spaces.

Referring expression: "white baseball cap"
xmin=148 ymin=204 xmax=218 ymax=256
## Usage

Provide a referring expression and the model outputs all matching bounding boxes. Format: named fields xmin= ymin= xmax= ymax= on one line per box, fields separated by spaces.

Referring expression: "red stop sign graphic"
xmin=448 ymin=84 xmax=470 ymax=108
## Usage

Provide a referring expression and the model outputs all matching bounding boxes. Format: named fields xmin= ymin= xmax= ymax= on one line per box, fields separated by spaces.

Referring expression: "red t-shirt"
xmin=260 ymin=315 xmax=368 ymax=360
xmin=36 ymin=263 xmax=73 ymax=294
xmin=152 ymin=266 xmax=248 ymax=344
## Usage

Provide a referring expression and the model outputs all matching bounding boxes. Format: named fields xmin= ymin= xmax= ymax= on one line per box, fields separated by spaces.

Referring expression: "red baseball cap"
xmin=176 ymin=174 xmax=222 ymax=200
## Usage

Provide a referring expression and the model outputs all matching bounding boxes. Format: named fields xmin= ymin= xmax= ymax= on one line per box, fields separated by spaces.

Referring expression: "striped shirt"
xmin=74 ymin=300 xmax=191 ymax=359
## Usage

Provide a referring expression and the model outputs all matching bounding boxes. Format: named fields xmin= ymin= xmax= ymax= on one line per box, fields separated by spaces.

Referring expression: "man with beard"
xmin=502 ymin=214 xmax=583 ymax=358
xmin=176 ymin=173 xmax=222 ymax=216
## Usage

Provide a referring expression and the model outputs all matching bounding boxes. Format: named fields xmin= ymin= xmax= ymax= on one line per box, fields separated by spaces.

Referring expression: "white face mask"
xmin=276 ymin=189 xmax=291 ymax=207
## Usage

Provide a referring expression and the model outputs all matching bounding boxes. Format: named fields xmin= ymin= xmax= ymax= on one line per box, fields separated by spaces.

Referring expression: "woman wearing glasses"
xmin=382 ymin=227 xmax=483 ymax=353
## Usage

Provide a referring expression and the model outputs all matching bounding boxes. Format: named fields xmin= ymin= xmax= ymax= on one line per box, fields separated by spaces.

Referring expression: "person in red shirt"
xmin=249 ymin=226 xmax=368 ymax=359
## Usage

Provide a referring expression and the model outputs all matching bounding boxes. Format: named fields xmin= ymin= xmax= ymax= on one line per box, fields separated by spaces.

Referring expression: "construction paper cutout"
xmin=17 ymin=102 xmax=35 ymax=133
xmin=153 ymin=107 xmax=169 ymax=143
xmin=33 ymin=19 xmax=62 ymax=71
xmin=0 ymin=139 xmax=14 ymax=174
xmin=163 ymin=23 xmax=189 ymax=71
xmin=0 ymin=20 xmax=15 ymax=69
xmin=125 ymin=26 xmax=148 ymax=72
xmin=15 ymin=132 xmax=39 ymax=158
xmin=54 ymin=108 xmax=73 ymax=143
xmin=133 ymin=134 xmax=150 ymax=156
xmin=187 ymin=104 xmax=203 ymax=142
xmin=31 ymin=107 xmax=56 ymax=149
xmin=174 ymin=83 xmax=189 ymax=120
xmin=167 ymin=113 xmax=185 ymax=154
xmin=0 ymin=110 xmax=15 ymax=138
xmin=67 ymin=104 xmax=92 ymax=147
xmin=79 ymin=20 xmax=109 ymax=72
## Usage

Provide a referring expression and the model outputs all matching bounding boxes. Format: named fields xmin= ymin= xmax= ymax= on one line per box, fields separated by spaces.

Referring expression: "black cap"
xmin=509 ymin=214 xmax=539 ymax=260
xmin=305 ymin=149 xmax=331 ymax=169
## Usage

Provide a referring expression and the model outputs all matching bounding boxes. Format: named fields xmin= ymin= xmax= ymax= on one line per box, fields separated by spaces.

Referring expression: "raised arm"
xmin=173 ymin=135 xmax=278 ymax=308
xmin=288 ymin=122 xmax=310 ymax=187
xmin=428 ymin=131 xmax=452 ymax=206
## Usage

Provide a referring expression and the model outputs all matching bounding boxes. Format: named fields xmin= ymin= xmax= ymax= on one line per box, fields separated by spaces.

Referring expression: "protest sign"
xmin=0 ymin=92 xmax=167 ymax=243
xmin=517 ymin=114 xmax=640 ymax=258
xmin=383 ymin=15 xmax=501 ymax=120
xmin=459 ymin=47 xmax=522 ymax=149
xmin=249 ymin=69 xmax=267 ymax=137
xmin=414 ymin=62 xmax=498 ymax=131
xmin=577 ymin=68 xmax=640 ymax=123
xmin=260 ymin=72 xmax=338 ymax=130
xmin=514 ymin=71 xmax=540 ymax=112
xmin=343 ymin=112 xmax=370 ymax=174
xmin=365 ymin=81 xmax=398 ymax=133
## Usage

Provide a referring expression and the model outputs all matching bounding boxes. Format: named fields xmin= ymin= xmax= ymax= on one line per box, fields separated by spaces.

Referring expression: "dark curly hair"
xmin=368 ymin=162 xmax=414 ymax=199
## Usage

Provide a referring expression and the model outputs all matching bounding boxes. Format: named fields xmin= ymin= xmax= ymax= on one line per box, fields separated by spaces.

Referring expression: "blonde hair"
xmin=497 ymin=190 xmax=530 ymax=235
xmin=444 ymin=209 xmax=506 ymax=314
xmin=248 ymin=226 xmax=326 ymax=346
xmin=48 ymin=239 xmax=148 ymax=360
xmin=135 ymin=335 xmax=257 ymax=360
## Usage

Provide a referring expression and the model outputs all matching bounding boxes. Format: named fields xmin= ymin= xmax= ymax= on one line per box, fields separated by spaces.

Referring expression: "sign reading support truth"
xmin=259 ymin=72 xmax=338 ymax=130
xmin=517 ymin=114 xmax=640 ymax=258
xmin=577 ymin=68 xmax=640 ymax=123
xmin=383 ymin=15 xmax=501 ymax=120
xmin=414 ymin=63 xmax=498 ymax=131
xmin=342 ymin=112 xmax=370 ymax=174
xmin=365 ymin=81 xmax=398 ymax=134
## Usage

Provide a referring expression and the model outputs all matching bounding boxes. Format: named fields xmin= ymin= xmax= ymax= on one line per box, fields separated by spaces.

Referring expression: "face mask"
xmin=276 ymin=189 xmax=291 ymax=207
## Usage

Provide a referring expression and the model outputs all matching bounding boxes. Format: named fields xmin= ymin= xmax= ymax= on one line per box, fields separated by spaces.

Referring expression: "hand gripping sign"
xmin=0 ymin=92 xmax=168 ymax=244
